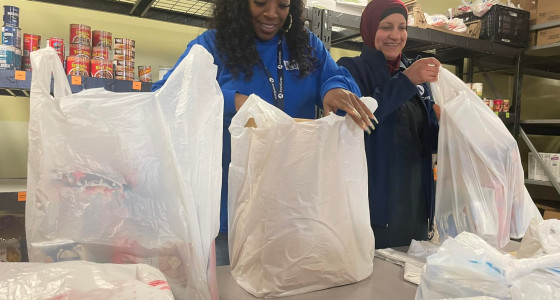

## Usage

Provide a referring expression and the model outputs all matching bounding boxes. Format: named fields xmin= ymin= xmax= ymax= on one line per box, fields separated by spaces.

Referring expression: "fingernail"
xmin=372 ymin=115 xmax=379 ymax=124
xmin=363 ymin=124 xmax=371 ymax=135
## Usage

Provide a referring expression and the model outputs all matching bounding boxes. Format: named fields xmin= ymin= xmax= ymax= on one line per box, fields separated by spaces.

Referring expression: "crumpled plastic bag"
xmin=517 ymin=218 xmax=560 ymax=258
xmin=228 ymin=94 xmax=376 ymax=297
xmin=0 ymin=261 xmax=174 ymax=300
xmin=415 ymin=232 xmax=560 ymax=300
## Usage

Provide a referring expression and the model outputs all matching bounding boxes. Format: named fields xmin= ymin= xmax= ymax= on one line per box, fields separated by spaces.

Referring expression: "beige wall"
xmin=0 ymin=0 xmax=205 ymax=178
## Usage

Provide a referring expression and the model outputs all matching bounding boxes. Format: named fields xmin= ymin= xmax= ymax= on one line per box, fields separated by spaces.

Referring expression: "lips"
xmin=260 ymin=23 xmax=277 ymax=34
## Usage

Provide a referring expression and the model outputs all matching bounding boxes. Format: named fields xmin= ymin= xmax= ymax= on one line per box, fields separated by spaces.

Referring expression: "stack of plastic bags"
xmin=227 ymin=95 xmax=376 ymax=297
xmin=24 ymin=46 xmax=223 ymax=300
xmin=430 ymin=67 xmax=541 ymax=248
xmin=415 ymin=219 xmax=560 ymax=300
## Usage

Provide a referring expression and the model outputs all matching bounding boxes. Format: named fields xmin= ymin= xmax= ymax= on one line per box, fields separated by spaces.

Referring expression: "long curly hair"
xmin=209 ymin=0 xmax=318 ymax=80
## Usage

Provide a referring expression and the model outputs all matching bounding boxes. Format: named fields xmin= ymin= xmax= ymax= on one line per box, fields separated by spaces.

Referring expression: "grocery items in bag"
xmin=228 ymin=95 xmax=376 ymax=297
xmin=27 ymin=46 xmax=222 ymax=300
xmin=430 ymin=67 xmax=541 ymax=248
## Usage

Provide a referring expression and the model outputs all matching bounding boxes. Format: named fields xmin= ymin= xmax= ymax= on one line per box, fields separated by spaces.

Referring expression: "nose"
xmin=388 ymin=28 xmax=399 ymax=39
xmin=263 ymin=3 xmax=278 ymax=19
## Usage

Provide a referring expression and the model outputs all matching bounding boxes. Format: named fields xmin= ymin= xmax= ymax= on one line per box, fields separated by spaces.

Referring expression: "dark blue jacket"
xmin=338 ymin=45 xmax=438 ymax=230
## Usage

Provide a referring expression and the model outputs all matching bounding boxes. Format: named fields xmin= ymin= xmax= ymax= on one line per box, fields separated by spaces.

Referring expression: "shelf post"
xmin=512 ymin=50 xmax=524 ymax=139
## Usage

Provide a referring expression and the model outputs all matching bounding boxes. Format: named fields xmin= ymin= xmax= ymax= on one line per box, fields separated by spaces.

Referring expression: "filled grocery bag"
xmin=0 ymin=261 xmax=174 ymax=300
xmin=26 ymin=46 xmax=223 ymax=300
xmin=228 ymin=94 xmax=376 ymax=298
xmin=430 ymin=68 xmax=541 ymax=248
xmin=415 ymin=231 xmax=560 ymax=300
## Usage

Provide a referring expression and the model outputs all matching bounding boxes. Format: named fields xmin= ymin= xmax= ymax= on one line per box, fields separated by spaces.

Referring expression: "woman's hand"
xmin=323 ymin=88 xmax=376 ymax=133
xmin=433 ymin=103 xmax=441 ymax=121
xmin=234 ymin=93 xmax=249 ymax=111
xmin=403 ymin=58 xmax=441 ymax=85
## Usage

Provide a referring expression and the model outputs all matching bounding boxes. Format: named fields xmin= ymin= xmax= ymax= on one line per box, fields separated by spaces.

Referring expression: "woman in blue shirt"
xmin=153 ymin=0 xmax=374 ymax=233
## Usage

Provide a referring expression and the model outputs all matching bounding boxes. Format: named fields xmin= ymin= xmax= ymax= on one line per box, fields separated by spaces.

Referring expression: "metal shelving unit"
xmin=519 ymin=20 xmax=560 ymax=202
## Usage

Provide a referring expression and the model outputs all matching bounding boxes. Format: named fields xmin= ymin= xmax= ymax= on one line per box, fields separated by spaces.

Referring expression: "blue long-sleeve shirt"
xmin=153 ymin=30 xmax=360 ymax=232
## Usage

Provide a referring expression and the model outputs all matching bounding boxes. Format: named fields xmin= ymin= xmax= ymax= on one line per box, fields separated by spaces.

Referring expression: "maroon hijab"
xmin=360 ymin=0 xmax=408 ymax=75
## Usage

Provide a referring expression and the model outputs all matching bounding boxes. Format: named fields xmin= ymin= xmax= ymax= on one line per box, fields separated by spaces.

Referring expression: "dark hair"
xmin=209 ymin=0 xmax=317 ymax=80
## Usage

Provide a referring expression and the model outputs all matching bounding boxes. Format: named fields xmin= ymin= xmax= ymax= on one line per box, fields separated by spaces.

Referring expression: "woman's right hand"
xmin=235 ymin=93 xmax=249 ymax=111
xmin=403 ymin=58 xmax=441 ymax=85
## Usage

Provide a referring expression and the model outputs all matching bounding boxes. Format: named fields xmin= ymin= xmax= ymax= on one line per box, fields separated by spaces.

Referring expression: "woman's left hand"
xmin=323 ymin=88 xmax=375 ymax=133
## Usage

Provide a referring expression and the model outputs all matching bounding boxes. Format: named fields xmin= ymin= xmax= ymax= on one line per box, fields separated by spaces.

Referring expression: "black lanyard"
xmin=260 ymin=37 xmax=285 ymax=111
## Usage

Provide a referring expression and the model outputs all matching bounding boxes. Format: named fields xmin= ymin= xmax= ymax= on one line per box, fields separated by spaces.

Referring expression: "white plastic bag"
xmin=430 ymin=67 xmax=541 ymax=249
xmin=228 ymin=94 xmax=376 ymax=297
xmin=0 ymin=261 xmax=174 ymax=300
xmin=27 ymin=46 xmax=222 ymax=300
xmin=518 ymin=218 xmax=560 ymax=258
xmin=415 ymin=232 xmax=560 ymax=300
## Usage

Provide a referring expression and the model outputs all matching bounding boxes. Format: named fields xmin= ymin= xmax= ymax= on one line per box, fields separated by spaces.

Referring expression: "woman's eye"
xmin=279 ymin=2 xmax=290 ymax=8
xmin=253 ymin=1 xmax=266 ymax=6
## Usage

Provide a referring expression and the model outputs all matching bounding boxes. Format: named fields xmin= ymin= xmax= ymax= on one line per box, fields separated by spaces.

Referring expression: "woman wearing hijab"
xmin=338 ymin=0 xmax=441 ymax=248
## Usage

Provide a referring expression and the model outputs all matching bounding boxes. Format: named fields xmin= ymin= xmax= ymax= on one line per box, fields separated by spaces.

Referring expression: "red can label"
xmin=92 ymin=30 xmax=112 ymax=48
xmin=91 ymin=59 xmax=113 ymax=78
xmin=493 ymin=99 xmax=503 ymax=113
xmin=23 ymin=33 xmax=41 ymax=56
xmin=48 ymin=37 xmax=64 ymax=63
xmin=69 ymin=43 xmax=91 ymax=59
xmin=114 ymin=75 xmax=134 ymax=81
xmin=70 ymin=24 xmax=91 ymax=45
xmin=66 ymin=56 xmax=90 ymax=76
xmin=92 ymin=46 xmax=109 ymax=59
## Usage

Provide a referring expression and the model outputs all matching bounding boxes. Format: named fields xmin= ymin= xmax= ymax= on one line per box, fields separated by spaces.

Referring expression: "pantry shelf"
xmin=0 ymin=69 xmax=152 ymax=97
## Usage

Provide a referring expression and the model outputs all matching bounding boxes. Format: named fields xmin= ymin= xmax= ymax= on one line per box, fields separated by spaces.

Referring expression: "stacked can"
xmin=0 ymin=5 xmax=22 ymax=70
xmin=66 ymin=24 xmax=91 ymax=76
xmin=91 ymin=30 xmax=112 ymax=78
xmin=113 ymin=38 xmax=135 ymax=81
xmin=22 ymin=33 xmax=40 ymax=70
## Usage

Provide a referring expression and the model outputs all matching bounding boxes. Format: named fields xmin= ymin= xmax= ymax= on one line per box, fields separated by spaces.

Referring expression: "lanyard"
xmin=260 ymin=37 xmax=285 ymax=110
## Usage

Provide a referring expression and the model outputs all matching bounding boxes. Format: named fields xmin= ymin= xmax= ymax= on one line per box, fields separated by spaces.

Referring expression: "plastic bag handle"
xmin=30 ymin=47 xmax=71 ymax=99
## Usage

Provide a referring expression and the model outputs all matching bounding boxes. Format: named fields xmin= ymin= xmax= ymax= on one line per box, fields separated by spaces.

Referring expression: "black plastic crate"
xmin=459 ymin=5 xmax=530 ymax=48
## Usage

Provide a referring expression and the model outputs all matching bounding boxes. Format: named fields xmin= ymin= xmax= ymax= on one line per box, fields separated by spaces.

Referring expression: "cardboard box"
xmin=529 ymin=30 xmax=538 ymax=46
xmin=543 ymin=210 xmax=560 ymax=220
xmin=538 ymin=0 xmax=556 ymax=10
xmin=536 ymin=3 xmax=560 ymax=24
xmin=511 ymin=0 xmax=537 ymax=11
xmin=537 ymin=25 xmax=560 ymax=45
xmin=530 ymin=9 xmax=537 ymax=25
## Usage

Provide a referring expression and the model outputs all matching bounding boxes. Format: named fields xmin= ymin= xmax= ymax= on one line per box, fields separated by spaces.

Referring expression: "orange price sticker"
xmin=18 ymin=192 xmax=26 ymax=202
xmin=15 ymin=70 xmax=26 ymax=81
xmin=132 ymin=81 xmax=142 ymax=90
xmin=71 ymin=76 xmax=82 ymax=85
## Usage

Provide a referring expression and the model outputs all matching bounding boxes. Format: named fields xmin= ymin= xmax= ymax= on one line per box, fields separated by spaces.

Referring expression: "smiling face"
xmin=249 ymin=0 xmax=291 ymax=41
xmin=374 ymin=13 xmax=407 ymax=60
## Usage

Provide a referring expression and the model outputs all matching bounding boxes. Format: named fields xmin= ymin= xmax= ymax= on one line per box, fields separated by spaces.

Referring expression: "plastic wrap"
xmin=227 ymin=94 xmax=377 ymax=297
xmin=27 ymin=46 xmax=222 ymax=300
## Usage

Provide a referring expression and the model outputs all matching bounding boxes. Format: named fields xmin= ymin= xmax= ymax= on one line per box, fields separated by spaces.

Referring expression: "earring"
xmin=283 ymin=13 xmax=292 ymax=33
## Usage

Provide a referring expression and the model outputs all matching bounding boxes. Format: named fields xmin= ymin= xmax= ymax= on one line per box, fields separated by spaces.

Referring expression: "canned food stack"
xmin=113 ymin=38 xmax=135 ymax=81
xmin=66 ymin=24 xmax=90 ymax=76
xmin=91 ymin=30 xmax=113 ymax=78
xmin=0 ymin=5 xmax=22 ymax=70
